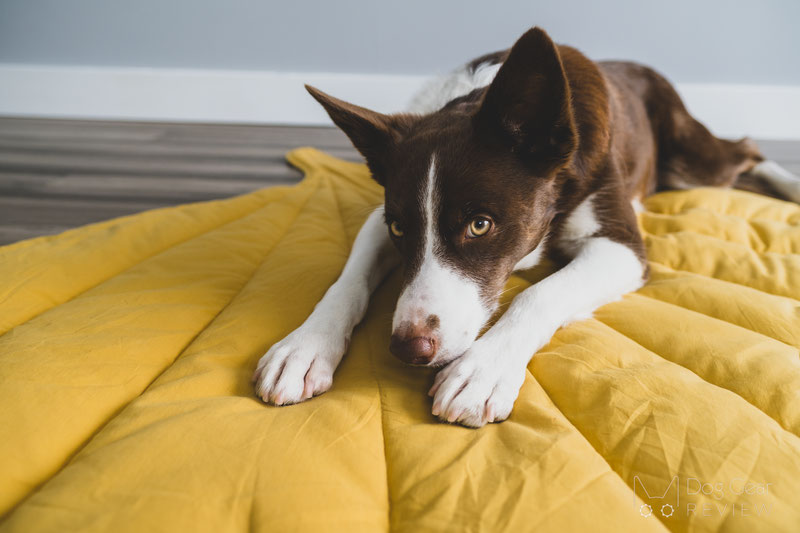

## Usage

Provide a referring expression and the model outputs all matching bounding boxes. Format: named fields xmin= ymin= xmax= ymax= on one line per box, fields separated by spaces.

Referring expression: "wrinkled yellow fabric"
xmin=1 ymin=148 xmax=799 ymax=533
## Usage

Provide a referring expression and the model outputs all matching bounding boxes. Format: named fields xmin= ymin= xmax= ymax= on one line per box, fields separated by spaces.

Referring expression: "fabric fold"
xmin=1 ymin=148 xmax=799 ymax=532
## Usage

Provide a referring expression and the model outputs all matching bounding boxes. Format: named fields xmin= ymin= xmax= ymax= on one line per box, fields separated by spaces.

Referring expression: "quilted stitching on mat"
xmin=1 ymin=148 xmax=799 ymax=532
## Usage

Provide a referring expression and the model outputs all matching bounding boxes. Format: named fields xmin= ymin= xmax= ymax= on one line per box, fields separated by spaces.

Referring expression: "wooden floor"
xmin=0 ymin=117 xmax=359 ymax=245
xmin=0 ymin=116 xmax=798 ymax=246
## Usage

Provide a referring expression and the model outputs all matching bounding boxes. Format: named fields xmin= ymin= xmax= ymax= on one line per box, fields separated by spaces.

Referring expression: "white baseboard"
xmin=1 ymin=64 xmax=799 ymax=140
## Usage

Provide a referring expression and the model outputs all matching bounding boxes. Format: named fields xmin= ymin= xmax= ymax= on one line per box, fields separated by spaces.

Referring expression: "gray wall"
xmin=1 ymin=0 xmax=798 ymax=85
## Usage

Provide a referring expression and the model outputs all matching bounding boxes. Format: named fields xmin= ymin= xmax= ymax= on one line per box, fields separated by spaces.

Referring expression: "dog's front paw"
xmin=428 ymin=341 xmax=527 ymax=428
xmin=252 ymin=324 xmax=346 ymax=406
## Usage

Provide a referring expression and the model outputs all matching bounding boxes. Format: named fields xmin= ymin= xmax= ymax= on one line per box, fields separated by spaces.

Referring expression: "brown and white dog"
xmin=253 ymin=27 xmax=800 ymax=427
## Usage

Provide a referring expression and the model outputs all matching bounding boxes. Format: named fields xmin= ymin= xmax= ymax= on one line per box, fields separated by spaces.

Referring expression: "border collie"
xmin=254 ymin=27 xmax=800 ymax=427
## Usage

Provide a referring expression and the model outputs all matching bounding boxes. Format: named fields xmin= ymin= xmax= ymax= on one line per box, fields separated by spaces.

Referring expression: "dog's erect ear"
xmin=474 ymin=27 xmax=577 ymax=174
xmin=306 ymin=85 xmax=406 ymax=184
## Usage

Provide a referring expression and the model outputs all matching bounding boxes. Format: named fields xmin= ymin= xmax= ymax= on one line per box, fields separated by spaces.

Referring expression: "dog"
xmin=253 ymin=27 xmax=800 ymax=427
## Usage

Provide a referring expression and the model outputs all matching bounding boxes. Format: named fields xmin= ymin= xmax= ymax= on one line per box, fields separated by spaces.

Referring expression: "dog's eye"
xmin=390 ymin=221 xmax=404 ymax=238
xmin=467 ymin=217 xmax=492 ymax=238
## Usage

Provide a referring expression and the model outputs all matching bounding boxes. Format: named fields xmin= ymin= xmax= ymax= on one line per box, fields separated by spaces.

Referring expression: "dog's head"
xmin=308 ymin=28 xmax=577 ymax=366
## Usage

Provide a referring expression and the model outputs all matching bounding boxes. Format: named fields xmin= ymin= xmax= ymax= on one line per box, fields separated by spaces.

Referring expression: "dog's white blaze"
xmin=751 ymin=160 xmax=800 ymax=203
xmin=407 ymin=62 xmax=502 ymax=114
xmin=422 ymin=155 xmax=438 ymax=257
xmin=392 ymin=156 xmax=490 ymax=364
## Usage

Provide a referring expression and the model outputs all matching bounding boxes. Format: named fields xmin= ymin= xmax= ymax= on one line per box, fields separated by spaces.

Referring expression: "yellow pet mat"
xmin=1 ymin=148 xmax=799 ymax=532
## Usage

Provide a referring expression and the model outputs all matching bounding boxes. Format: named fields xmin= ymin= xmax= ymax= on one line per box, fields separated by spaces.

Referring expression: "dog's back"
xmin=409 ymin=45 xmax=791 ymax=203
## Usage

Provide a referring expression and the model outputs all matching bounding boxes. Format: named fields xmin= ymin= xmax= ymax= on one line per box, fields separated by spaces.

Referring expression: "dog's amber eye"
xmin=390 ymin=221 xmax=404 ymax=238
xmin=467 ymin=217 xmax=492 ymax=237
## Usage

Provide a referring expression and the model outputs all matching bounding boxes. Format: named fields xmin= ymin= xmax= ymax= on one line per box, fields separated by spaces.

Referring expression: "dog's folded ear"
xmin=306 ymin=85 xmax=409 ymax=184
xmin=474 ymin=27 xmax=577 ymax=175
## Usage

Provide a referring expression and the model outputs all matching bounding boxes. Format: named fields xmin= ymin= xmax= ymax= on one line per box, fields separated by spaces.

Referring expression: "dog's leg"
xmin=748 ymin=161 xmax=800 ymax=203
xmin=429 ymin=237 xmax=645 ymax=427
xmin=253 ymin=206 xmax=397 ymax=405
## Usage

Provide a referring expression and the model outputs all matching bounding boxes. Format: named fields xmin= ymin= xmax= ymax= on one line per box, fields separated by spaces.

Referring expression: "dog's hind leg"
xmin=659 ymin=115 xmax=800 ymax=202
xmin=738 ymin=161 xmax=800 ymax=203
xmin=651 ymin=88 xmax=799 ymax=203
xmin=655 ymin=109 xmax=764 ymax=192
xmin=628 ymin=64 xmax=764 ymax=193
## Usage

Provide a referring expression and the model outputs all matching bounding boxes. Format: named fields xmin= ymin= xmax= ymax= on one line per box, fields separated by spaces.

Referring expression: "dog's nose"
xmin=390 ymin=334 xmax=437 ymax=365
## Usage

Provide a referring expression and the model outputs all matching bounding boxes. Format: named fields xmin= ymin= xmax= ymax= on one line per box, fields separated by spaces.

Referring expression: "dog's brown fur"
xmin=253 ymin=26 xmax=795 ymax=419
xmin=307 ymin=27 xmax=766 ymax=314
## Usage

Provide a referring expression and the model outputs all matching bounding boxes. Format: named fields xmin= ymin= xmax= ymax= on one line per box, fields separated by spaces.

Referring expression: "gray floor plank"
xmin=0 ymin=150 xmax=304 ymax=180
xmin=0 ymin=137 xmax=360 ymax=160
xmin=0 ymin=172 xmax=281 ymax=204
xmin=0 ymin=119 xmax=167 ymax=142
xmin=0 ymin=118 xmax=360 ymax=244
xmin=0 ymin=225 xmax=76 ymax=245
xmin=0 ymin=195 xmax=174 ymax=227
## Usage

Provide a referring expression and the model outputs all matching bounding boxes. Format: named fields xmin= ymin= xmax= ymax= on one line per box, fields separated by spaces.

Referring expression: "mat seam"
xmin=634 ymin=290 xmax=799 ymax=351
xmin=644 ymin=254 xmax=800 ymax=304
xmin=0 ymin=190 xmax=285 ymax=339
xmin=532 ymin=319 xmax=791 ymax=532
xmin=591 ymin=313 xmax=800 ymax=440
xmin=366 ymin=322 xmax=394 ymax=533
xmin=520 ymin=362 xmax=670 ymax=531
xmin=0 ymin=178 xmax=320 ymax=520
